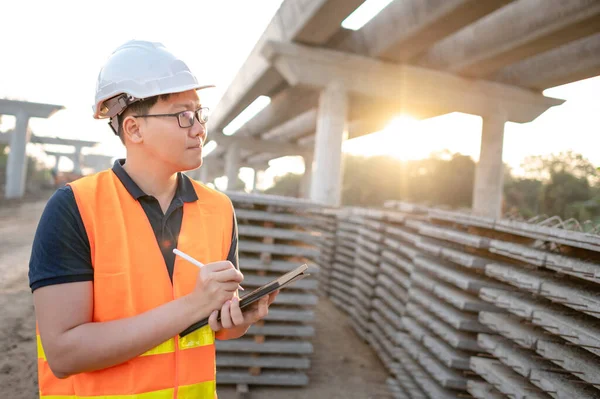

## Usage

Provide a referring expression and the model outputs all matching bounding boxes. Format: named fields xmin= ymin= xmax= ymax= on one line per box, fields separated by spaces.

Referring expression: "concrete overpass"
xmin=0 ymin=99 xmax=64 ymax=199
xmin=0 ymin=99 xmax=100 ymax=198
xmin=201 ymin=0 xmax=600 ymax=218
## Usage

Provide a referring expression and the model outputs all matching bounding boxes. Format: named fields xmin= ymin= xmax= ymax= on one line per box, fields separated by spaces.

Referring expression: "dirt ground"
xmin=0 ymin=198 xmax=393 ymax=399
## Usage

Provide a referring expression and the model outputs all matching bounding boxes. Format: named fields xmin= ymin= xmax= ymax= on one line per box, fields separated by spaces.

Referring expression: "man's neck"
xmin=122 ymin=154 xmax=178 ymax=213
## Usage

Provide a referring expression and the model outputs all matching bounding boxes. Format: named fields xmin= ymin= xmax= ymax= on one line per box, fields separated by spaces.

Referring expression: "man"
xmin=29 ymin=40 xmax=277 ymax=398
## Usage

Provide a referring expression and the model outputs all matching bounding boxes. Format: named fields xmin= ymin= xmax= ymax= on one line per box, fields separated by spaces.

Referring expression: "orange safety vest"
xmin=36 ymin=169 xmax=233 ymax=399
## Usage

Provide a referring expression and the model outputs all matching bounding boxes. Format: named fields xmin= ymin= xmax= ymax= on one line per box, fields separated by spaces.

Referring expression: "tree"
xmin=540 ymin=170 xmax=592 ymax=218
xmin=503 ymin=175 xmax=543 ymax=218
xmin=512 ymin=151 xmax=600 ymax=222
xmin=264 ymin=173 xmax=303 ymax=197
xmin=522 ymin=151 xmax=598 ymax=185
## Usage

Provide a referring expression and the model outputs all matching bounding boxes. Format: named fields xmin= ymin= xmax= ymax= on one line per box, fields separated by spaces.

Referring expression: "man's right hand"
xmin=188 ymin=261 xmax=244 ymax=315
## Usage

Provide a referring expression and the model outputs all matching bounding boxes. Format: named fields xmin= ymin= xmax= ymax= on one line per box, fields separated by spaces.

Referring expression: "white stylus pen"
xmin=173 ymin=248 xmax=244 ymax=291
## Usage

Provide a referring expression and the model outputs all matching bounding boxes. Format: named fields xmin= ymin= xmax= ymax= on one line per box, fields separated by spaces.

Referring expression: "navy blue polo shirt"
xmin=28 ymin=159 xmax=238 ymax=292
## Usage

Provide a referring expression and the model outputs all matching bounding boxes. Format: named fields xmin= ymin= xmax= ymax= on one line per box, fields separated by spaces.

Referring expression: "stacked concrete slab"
xmin=380 ymin=201 xmax=508 ymax=399
xmin=322 ymin=201 xmax=600 ymax=398
xmin=426 ymin=209 xmax=600 ymax=399
xmin=308 ymin=207 xmax=339 ymax=297
xmin=217 ymin=192 xmax=322 ymax=388
xmin=349 ymin=208 xmax=387 ymax=342
xmin=327 ymin=208 xmax=361 ymax=315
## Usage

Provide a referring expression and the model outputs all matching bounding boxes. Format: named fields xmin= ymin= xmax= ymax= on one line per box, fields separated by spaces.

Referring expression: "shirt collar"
xmin=111 ymin=159 xmax=198 ymax=203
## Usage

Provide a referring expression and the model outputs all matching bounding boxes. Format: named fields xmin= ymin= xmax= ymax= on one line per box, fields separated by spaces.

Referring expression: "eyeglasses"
xmin=133 ymin=107 xmax=209 ymax=128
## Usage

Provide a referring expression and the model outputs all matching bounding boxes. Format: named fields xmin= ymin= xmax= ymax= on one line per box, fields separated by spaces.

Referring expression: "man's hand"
xmin=209 ymin=290 xmax=279 ymax=334
xmin=187 ymin=261 xmax=244 ymax=315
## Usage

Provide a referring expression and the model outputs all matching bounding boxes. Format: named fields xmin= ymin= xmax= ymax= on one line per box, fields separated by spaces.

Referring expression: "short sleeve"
xmin=28 ymin=186 xmax=94 ymax=292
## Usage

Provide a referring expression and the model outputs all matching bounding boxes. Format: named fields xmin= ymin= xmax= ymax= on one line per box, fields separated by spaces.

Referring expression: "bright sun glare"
xmin=342 ymin=113 xmax=483 ymax=161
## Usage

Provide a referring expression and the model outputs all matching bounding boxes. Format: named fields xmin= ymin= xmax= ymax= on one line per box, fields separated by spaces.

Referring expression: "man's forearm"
xmin=49 ymin=295 xmax=209 ymax=378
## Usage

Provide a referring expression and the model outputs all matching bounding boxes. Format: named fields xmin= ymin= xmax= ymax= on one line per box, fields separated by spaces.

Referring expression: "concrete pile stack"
xmin=327 ymin=208 xmax=361 ymax=315
xmin=377 ymin=202 xmax=499 ymax=399
xmin=349 ymin=208 xmax=387 ymax=342
xmin=424 ymin=211 xmax=600 ymax=399
xmin=216 ymin=192 xmax=321 ymax=388
xmin=308 ymin=207 xmax=338 ymax=296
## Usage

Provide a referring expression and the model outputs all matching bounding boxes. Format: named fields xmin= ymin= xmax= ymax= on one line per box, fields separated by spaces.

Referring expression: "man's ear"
xmin=122 ymin=115 xmax=144 ymax=144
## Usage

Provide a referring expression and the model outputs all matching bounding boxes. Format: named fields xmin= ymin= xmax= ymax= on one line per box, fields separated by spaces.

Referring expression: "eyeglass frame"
xmin=131 ymin=107 xmax=210 ymax=128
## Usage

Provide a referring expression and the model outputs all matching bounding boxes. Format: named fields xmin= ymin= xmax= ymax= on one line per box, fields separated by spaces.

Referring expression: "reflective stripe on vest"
xmin=36 ymin=170 xmax=232 ymax=399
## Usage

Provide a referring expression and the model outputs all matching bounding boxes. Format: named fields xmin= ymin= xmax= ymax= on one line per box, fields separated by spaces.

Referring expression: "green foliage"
xmin=264 ymin=173 xmax=303 ymax=198
xmin=265 ymin=150 xmax=600 ymax=224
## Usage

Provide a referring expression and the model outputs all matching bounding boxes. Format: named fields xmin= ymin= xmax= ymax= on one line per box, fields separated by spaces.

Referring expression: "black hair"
xmin=117 ymin=94 xmax=171 ymax=144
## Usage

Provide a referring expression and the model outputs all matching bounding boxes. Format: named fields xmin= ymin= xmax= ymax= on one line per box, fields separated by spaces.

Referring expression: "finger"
xmin=202 ymin=261 xmax=234 ymax=273
xmin=222 ymin=282 xmax=242 ymax=293
xmin=267 ymin=290 xmax=279 ymax=305
xmin=220 ymin=300 xmax=233 ymax=329
xmin=213 ymin=268 xmax=244 ymax=283
xmin=208 ymin=310 xmax=221 ymax=332
xmin=258 ymin=296 xmax=269 ymax=319
xmin=230 ymin=296 xmax=245 ymax=326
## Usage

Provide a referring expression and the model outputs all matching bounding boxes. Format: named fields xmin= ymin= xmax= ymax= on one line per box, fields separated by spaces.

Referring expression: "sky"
xmin=1 ymin=0 xmax=599 ymax=189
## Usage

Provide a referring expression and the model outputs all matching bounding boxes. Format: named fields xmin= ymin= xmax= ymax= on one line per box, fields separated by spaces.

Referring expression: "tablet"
xmin=179 ymin=263 xmax=310 ymax=337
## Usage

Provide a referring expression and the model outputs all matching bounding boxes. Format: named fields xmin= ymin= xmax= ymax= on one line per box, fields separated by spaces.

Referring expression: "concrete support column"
xmin=310 ymin=81 xmax=348 ymax=206
xmin=53 ymin=155 xmax=62 ymax=175
xmin=301 ymin=156 xmax=312 ymax=199
xmin=73 ymin=146 xmax=83 ymax=175
xmin=252 ymin=169 xmax=259 ymax=192
xmin=225 ymin=144 xmax=240 ymax=191
xmin=199 ymin=166 xmax=209 ymax=183
xmin=473 ymin=115 xmax=506 ymax=219
xmin=5 ymin=111 xmax=31 ymax=199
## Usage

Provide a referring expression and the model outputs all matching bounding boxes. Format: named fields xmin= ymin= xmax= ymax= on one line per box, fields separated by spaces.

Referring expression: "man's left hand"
xmin=209 ymin=290 xmax=279 ymax=332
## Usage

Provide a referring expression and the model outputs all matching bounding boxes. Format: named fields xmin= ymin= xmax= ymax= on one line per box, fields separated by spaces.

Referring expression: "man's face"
xmin=137 ymin=90 xmax=207 ymax=172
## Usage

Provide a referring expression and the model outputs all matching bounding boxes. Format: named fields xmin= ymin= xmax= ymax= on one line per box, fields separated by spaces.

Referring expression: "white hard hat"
xmin=93 ymin=40 xmax=214 ymax=133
